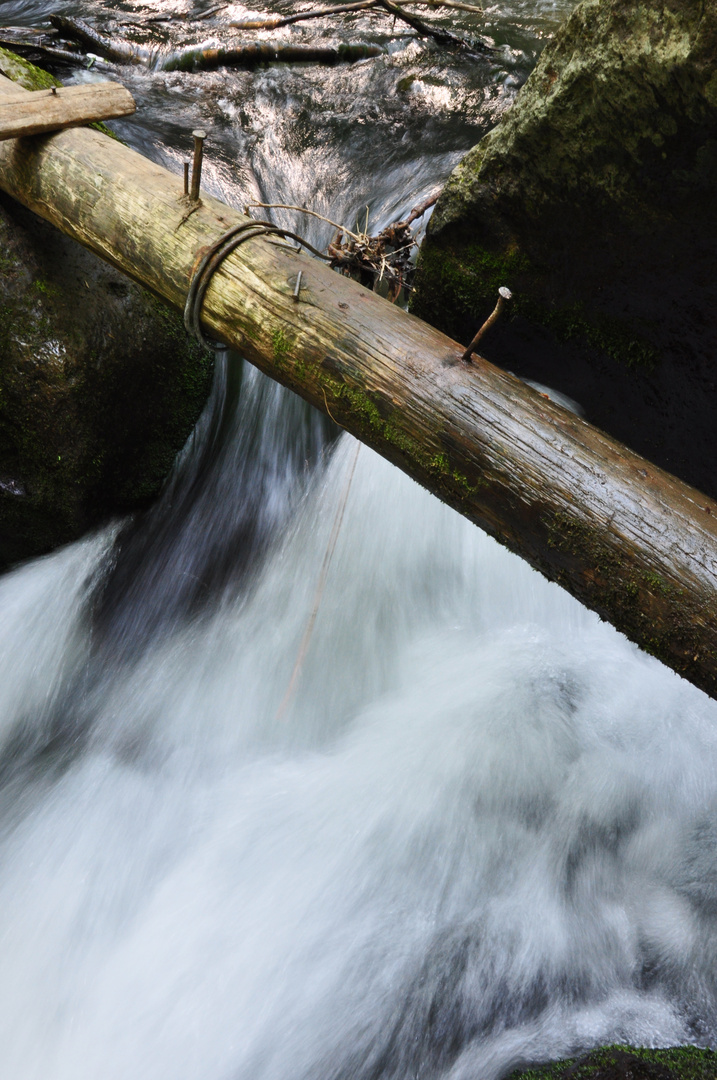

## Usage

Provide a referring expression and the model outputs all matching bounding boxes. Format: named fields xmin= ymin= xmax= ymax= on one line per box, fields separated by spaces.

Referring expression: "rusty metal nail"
xmin=190 ymin=129 xmax=207 ymax=202
xmin=461 ymin=285 xmax=513 ymax=362
xmin=293 ymin=270 xmax=303 ymax=302
xmin=183 ymin=161 xmax=189 ymax=196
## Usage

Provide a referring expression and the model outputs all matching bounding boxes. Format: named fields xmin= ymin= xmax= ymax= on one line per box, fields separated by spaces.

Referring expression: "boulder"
xmin=411 ymin=0 xmax=717 ymax=500
xmin=0 ymin=50 xmax=213 ymax=570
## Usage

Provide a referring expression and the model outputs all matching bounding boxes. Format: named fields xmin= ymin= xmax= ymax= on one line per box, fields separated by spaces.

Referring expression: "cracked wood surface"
xmin=0 ymin=81 xmax=135 ymax=140
xmin=0 ymin=71 xmax=716 ymax=698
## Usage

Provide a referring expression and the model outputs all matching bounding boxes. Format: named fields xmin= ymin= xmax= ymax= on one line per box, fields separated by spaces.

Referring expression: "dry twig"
xmin=246 ymin=195 xmax=437 ymax=300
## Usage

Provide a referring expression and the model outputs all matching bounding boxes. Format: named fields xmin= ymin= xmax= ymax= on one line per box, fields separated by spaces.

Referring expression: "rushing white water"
xmin=3 ymin=0 xmax=717 ymax=1073
xmin=1 ymin=361 xmax=717 ymax=1080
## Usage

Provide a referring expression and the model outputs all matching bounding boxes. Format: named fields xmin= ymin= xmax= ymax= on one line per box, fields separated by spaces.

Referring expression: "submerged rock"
xmin=0 ymin=50 xmax=213 ymax=569
xmin=411 ymin=0 xmax=717 ymax=499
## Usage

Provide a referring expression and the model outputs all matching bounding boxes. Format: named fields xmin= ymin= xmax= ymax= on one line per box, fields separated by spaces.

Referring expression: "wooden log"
xmin=158 ymin=42 xmax=384 ymax=72
xmin=48 ymin=15 xmax=151 ymax=65
xmin=47 ymin=15 xmax=384 ymax=71
xmin=0 ymin=70 xmax=715 ymax=700
xmin=0 ymin=81 xmax=135 ymax=141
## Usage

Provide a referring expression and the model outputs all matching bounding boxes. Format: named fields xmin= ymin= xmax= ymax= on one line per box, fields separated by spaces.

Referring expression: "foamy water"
xmin=0 ymin=368 xmax=715 ymax=1079
xmin=2 ymin=0 xmax=715 ymax=1073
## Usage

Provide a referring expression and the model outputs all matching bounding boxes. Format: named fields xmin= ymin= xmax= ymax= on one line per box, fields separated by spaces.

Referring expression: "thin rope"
xmin=276 ymin=440 xmax=361 ymax=721
xmin=184 ymin=219 xmax=331 ymax=350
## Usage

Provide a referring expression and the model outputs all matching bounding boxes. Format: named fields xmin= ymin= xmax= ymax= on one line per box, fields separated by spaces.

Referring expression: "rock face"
xmin=411 ymin=0 xmax=717 ymax=500
xmin=0 ymin=51 xmax=213 ymax=570
xmin=0 ymin=194 xmax=214 ymax=570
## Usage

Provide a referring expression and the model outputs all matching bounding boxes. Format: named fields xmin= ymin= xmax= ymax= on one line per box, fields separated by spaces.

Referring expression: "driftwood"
xmin=229 ymin=0 xmax=484 ymax=31
xmin=377 ymin=0 xmax=489 ymax=54
xmin=0 ymin=38 xmax=95 ymax=69
xmin=230 ymin=1 xmax=380 ymax=32
xmin=0 ymin=70 xmax=716 ymax=701
xmin=48 ymin=16 xmax=384 ymax=70
xmin=160 ymin=42 xmax=384 ymax=71
xmin=0 ymin=82 xmax=135 ymax=140
xmin=244 ymin=197 xmax=437 ymax=296
xmin=49 ymin=7 xmax=488 ymax=73
xmin=48 ymin=16 xmax=151 ymax=66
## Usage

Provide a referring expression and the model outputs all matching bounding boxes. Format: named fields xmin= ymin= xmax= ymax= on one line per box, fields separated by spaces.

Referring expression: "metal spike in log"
xmin=0 ymin=69 xmax=716 ymax=701
xmin=0 ymin=81 xmax=135 ymax=141
xmin=462 ymin=287 xmax=512 ymax=361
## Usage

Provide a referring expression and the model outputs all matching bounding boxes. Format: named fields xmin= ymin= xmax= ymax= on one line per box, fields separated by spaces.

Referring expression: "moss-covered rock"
xmin=507 ymin=1044 xmax=717 ymax=1080
xmin=0 ymin=59 xmax=216 ymax=569
xmin=0 ymin=193 xmax=213 ymax=570
xmin=0 ymin=49 xmax=214 ymax=570
xmin=411 ymin=0 xmax=717 ymax=499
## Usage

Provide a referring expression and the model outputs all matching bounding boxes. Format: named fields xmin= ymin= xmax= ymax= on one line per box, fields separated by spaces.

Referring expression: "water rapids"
xmin=1 ymin=1 xmax=717 ymax=1077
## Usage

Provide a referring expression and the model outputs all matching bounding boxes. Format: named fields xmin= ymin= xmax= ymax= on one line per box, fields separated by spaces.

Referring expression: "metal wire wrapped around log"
xmin=184 ymin=220 xmax=330 ymax=350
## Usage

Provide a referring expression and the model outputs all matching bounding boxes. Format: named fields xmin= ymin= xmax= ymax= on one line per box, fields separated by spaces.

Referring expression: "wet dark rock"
xmin=0 ymin=192 xmax=213 ymax=571
xmin=411 ymin=0 xmax=717 ymax=500
xmin=506 ymin=1044 xmax=717 ymax=1080
xmin=0 ymin=48 xmax=214 ymax=570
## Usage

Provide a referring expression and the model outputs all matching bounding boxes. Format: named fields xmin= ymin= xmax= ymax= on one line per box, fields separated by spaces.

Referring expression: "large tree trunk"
xmin=0 ymin=70 xmax=716 ymax=699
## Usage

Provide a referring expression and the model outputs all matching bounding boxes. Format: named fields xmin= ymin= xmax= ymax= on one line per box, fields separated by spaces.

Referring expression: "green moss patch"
xmin=507 ymin=1044 xmax=717 ymax=1080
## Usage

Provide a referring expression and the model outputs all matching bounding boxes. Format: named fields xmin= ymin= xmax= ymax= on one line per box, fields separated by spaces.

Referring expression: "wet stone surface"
xmin=0 ymin=190 xmax=213 ymax=570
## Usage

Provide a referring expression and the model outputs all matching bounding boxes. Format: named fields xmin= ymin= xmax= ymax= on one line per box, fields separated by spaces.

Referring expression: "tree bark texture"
xmin=0 ymin=71 xmax=716 ymax=699
xmin=0 ymin=82 xmax=135 ymax=140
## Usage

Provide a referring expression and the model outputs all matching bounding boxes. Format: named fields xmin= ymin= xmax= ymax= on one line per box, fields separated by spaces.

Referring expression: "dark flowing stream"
xmin=2 ymin=3 xmax=717 ymax=1078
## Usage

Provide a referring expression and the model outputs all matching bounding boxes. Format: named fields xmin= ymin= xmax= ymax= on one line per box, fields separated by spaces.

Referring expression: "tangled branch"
xmin=247 ymin=194 xmax=439 ymax=301
xmin=48 ymin=1 xmax=491 ymax=73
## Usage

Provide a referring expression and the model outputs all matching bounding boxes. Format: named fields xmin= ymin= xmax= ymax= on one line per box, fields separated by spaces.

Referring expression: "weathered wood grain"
xmin=0 ymin=71 xmax=715 ymax=699
xmin=0 ymin=81 xmax=135 ymax=140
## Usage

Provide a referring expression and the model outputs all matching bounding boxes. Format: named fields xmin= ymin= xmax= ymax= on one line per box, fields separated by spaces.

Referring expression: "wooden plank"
xmin=0 ymin=81 xmax=135 ymax=140
xmin=0 ymin=71 xmax=716 ymax=700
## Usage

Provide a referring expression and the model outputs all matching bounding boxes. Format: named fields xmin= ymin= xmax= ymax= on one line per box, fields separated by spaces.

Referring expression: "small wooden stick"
xmin=462 ymin=286 xmax=512 ymax=361
xmin=230 ymin=0 xmax=378 ymax=31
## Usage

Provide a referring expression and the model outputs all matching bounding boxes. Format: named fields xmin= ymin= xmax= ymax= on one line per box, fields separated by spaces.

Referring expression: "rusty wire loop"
xmin=184 ymin=220 xmax=331 ymax=350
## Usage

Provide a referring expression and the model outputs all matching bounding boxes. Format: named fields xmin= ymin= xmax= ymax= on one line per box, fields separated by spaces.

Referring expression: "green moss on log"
xmin=540 ymin=506 xmax=716 ymax=690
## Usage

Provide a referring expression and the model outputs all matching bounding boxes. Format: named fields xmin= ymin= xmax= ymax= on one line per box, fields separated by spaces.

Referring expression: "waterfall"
xmin=2 ymin=0 xmax=716 ymax=1073
xmin=0 ymin=360 xmax=715 ymax=1080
